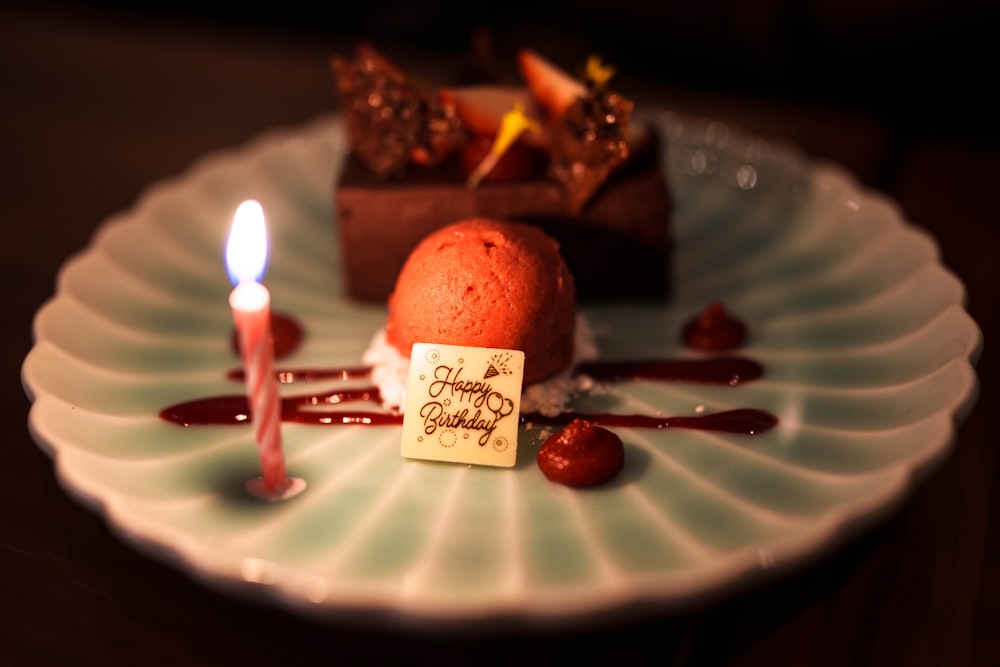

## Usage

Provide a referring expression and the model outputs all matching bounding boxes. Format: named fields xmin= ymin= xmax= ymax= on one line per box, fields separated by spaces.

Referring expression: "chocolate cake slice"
xmin=330 ymin=43 xmax=673 ymax=303
xmin=335 ymin=130 xmax=671 ymax=302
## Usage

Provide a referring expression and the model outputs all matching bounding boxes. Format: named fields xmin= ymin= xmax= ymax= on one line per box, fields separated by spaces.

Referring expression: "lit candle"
xmin=226 ymin=200 xmax=305 ymax=501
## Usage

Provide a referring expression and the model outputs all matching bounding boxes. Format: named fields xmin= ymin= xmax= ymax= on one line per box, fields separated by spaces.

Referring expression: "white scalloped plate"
xmin=22 ymin=112 xmax=981 ymax=631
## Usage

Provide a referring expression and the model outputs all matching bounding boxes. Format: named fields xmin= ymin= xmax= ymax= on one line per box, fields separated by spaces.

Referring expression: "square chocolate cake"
xmin=331 ymin=44 xmax=673 ymax=303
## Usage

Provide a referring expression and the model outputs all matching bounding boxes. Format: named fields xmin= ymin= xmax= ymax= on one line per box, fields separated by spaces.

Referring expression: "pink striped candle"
xmin=226 ymin=200 xmax=303 ymax=500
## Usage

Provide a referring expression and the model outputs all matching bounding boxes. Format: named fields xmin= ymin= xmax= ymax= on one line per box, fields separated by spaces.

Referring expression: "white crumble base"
xmin=362 ymin=315 xmax=603 ymax=417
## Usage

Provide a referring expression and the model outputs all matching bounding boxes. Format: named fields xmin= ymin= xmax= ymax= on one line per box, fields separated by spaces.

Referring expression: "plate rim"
xmin=21 ymin=111 xmax=984 ymax=630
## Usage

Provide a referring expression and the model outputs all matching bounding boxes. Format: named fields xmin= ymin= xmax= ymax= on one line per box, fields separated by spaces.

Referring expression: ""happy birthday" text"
xmin=419 ymin=365 xmax=515 ymax=446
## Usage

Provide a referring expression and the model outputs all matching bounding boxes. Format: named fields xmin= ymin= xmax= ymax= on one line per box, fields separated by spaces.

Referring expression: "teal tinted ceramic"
xmin=22 ymin=112 xmax=981 ymax=629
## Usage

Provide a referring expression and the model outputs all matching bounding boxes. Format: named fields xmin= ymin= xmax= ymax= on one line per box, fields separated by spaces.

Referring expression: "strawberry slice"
xmin=517 ymin=48 xmax=586 ymax=120
xmin=439 ymin=85 xmax=546 ymax=148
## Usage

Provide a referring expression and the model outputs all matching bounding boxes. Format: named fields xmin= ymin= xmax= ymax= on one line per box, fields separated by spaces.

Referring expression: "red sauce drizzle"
xmin=576 ymin=356 xmax=762 ymax=385
xmin=521 ymin=408 xmax=777 ymax=435
xmin=162 ymin=306 xmax=776 ymax=435
xmin=160 ymin=359 xmax=776 ymax=435
xmin=160 ymin=387 xmax=403 ymax=427
xmin=226 ymin=367 xmax=372 ymax=383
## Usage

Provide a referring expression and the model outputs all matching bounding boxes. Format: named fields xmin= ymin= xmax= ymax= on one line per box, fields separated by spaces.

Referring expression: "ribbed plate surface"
xmin=22 ymin=112 xmax=981 ymax=630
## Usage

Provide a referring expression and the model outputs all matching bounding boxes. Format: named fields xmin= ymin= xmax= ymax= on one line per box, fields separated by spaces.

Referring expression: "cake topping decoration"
xmin=330 ymin=44 xmax=463 ymax=178
xmin=465 ymin=101 xmax=541 ymax=188
xmin=584 ymin=54 xmax=616 ymax=89
xmin=517 ymin=48 xmax=587 ymax=120
xmin=401 ymin=343 xmax=525 ymax=468
xmin=533 ymin=51 xmax=634 ymax=215
xmin=332 ymin=42 xmax=642 ymax=212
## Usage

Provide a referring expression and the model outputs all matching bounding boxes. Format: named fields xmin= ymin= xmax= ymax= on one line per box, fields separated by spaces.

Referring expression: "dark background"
xmin=62 ymin=0 xmax=1000 ymax=150
xmin=3 ymin=2 xmax=997 ymax=665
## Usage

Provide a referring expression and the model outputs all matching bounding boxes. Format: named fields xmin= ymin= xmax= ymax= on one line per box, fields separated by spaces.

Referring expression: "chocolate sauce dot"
xmin=231 ymin=311 xmax=304 ymax=359
xmin=682 ymin=301 xmax=747 ymax=351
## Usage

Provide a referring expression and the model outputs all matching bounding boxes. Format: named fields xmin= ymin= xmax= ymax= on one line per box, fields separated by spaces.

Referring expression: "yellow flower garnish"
xmin=585 ymin=54 xmax=615 ymax=88
xmin=466 ymin=102 xmax=540 ymax=189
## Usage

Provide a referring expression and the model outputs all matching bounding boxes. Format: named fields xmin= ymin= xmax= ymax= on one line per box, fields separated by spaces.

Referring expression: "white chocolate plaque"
xmin=401 ymin=343 xmax=525 ymax=467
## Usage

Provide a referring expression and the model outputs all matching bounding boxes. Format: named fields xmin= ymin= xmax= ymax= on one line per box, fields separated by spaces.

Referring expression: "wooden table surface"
xmin=3 ymin=3 xmax=996 ymax=665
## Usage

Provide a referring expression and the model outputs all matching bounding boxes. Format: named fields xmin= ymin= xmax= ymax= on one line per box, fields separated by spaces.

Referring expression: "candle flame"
xmin=226 ymin=200 xmax=268 ymax=285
